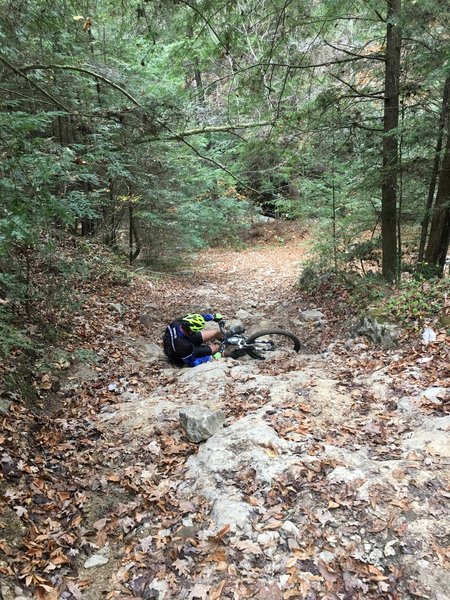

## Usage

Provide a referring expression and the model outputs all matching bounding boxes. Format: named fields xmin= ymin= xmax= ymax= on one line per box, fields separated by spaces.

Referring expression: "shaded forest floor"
xmin=1 ymin=221 xmax=449 ymax=600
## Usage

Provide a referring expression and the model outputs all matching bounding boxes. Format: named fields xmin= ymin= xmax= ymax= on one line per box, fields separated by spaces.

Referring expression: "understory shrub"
xmin=383 ymin=277 xmax=449 ymax=329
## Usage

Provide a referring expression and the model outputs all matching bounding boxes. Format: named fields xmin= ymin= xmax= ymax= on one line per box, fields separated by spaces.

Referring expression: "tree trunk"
xmin=381 ymin=0 xmax=401 ymax=282
xmin=194 ymin=58 xmax=205 ymax=107
xmin=104 ymin=180 xmax=118 ymax=248
xmin=418 ymin=75 xmax=450 ymax=264
xmin=424 ymin=118 xmax=450 ymax=274
xmin=87 ymin=23 xmax=102 ymax=106
xmin=129 ymin=202 xmax=141 ymax=264
xmin=81 ymin=182 xmax=95 ymax=235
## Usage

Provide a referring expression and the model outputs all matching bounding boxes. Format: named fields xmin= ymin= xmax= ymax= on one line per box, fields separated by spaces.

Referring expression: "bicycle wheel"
xmin=245 ymin=329 xmax=300 ymax=359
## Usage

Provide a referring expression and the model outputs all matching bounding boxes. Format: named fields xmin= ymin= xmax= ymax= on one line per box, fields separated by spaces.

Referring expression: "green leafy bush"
xmin=384 ymin=277 xmax=448 ymax=328
xmin=0 ymin=311 xmax=32 ymax=356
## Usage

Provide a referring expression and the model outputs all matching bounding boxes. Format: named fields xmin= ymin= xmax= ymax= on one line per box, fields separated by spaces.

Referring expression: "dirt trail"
xmin=152 ymin=224 xmax=309 ymax=328
xmin=87 ymin=229 xmax=448 ymax=600
xmin=2 ymin=225 xmax=449 ymax=600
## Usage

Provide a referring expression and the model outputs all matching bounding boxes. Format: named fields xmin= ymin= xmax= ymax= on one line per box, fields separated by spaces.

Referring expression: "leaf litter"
xmin=0 ymin=222 xmax=449 ymax=599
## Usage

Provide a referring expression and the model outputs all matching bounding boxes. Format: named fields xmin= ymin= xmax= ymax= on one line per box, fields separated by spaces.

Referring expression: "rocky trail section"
xmin=1 ymin=224 xmax=449 ymax=600
xmin=97 ymin=345 xmax=449 ymax=600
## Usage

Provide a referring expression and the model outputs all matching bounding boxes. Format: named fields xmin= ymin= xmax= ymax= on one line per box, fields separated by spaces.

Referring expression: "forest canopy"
xmin=1 ymin=0 xmax=449 ymax=353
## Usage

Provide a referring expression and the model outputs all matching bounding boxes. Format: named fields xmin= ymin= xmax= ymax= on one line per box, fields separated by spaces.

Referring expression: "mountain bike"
xmin=217 ymin=320 xmax=300 ymax=360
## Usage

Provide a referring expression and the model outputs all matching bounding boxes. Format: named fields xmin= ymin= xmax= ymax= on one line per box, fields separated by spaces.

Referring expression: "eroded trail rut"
xmin=70 ymin=238 xmax=449 ymax=600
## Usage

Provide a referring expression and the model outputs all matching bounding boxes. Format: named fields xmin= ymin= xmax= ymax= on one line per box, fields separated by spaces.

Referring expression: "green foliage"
xmin=0 ymin=0 xmax=448 ymax=361
xmin=189 ymin=196 xmax=251 ymax=248
xmin=300 ymin=263 xmax=448 ymax=333
xmin=233 ymin=139 xmax=294 ymax=206
xmin=1 ymin=0 xmax=446 ymax=275
xmin=299 ymin=260 xmax=387 ymax=306
xmin=383 ymin=277 xmax=448 ymax=328
xmin=0 ymin=112 xmax=101 ymax=252
xmin=72 ymin=348 xmax=102 ymax=365
xmin=0 ymin=309 xmax=32 ymax=356
xmin=137 ymin=179 xmax=251 ymax=267
xmin=0 ymin=273 xmax=33 ymax=358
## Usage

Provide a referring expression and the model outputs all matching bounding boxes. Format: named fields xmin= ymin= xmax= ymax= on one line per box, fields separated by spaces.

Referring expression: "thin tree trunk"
xmin=104 ymin=179 xmax=117 ymax=247
xmin=129 ymin=202 xmax=141 ymax=264
xmin=424 ymin=119 xmax=450 ymax=274
xmin=129 ymin=202 xmax=133 ymax=264
xmin=418 ymin=75 xmax=450 ymax=264
xmin=87 ymin=23 xmax=102 ymax=106
xmin=331 ymin=135 xmax=338 ymax=272
xmin=397 ymin=98 xmax=405 ymax=275
xmin=194 ymin=58 xmax=205 ymax=107
xmin=24 ymin=246 xmax=32 ymax=317
xmin=57 ymin=115 xmax=64 ymax=145
xmin=381 ymin=0 xmax=401 ymax=282
xmin=81 ymin=182 xmax=95 ymax=235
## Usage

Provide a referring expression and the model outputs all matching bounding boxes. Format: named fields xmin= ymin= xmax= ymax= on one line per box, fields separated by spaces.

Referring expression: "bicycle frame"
xmin=218 ymin=321 xmax=245 ymax=350
xmin=218 ymin=321 xmax=274 ymax=357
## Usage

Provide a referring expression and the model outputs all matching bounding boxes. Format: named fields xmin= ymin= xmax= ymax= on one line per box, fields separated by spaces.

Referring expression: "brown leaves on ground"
xmin=1 ymin=222 xmax=449 ymax=599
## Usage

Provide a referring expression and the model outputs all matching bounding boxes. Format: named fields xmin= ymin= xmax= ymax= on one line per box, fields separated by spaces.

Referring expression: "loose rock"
xmin=179 ymin=405 xmax=226 ymax=442
xmin=84 ymin=554 xmax=109 ymax=569
xmin=299 ymin=309 xmax=325 ymax=321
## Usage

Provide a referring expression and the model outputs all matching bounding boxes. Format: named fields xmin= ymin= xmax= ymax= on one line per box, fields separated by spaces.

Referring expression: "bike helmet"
xmin=181 ymin=313 xmax=205 ymax=333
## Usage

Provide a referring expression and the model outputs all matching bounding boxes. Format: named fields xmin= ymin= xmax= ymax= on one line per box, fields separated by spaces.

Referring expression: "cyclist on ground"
xmin=163 ymin=312 xmax=224 ymax=367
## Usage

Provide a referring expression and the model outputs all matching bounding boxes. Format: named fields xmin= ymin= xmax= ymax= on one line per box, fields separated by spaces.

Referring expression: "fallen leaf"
xmin=204 ymin=548 xmax=227 ymax=563
xmin=173 ymin=558 xmax=190 ymax=576
xmin=93 ymin=517 xmax=108 ymax=531
xmin=235 ymin=539 xmax=263 ymax=555
xmin=209 ymin=580 xmax=226 ymax=600
xmin=49 ymin=553 xmax=70 ymax=566
xmin=139 ymin=535 xmax=153 ymax=552
xmin=258 ymin=581 xmax=283 ymax=599
xmin=13 ymin=506 xmax=28 ymax=518
xmin=384 ymin=539 xmax=398 ymax=556
xmin=119 ymin=516 xmax=136 ymax=533
xmin=392 ymin=468 xmax=405 ymax=480
xmin=0 ymin=539 xmax=13 ymax=555
xmin=317 ymin=560 xmax=338 ymax=582
xmin=368 ymin=519 xmax=387 ymax=533
xmin=216 ymin=524 xmax=231 ymax=539
xmin=188 ymin=583 xmax=210 ymax=599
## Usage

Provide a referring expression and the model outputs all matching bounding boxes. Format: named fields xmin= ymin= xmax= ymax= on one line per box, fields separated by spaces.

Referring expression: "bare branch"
xmin=402 ymin=36 xmax=434 ymax=52
xmin=21 ymin=63 xmax=143 ymax=108
xmin=329 ymin=73 xmax=385 ymax=100
xmin=352 ymin=122 xmax=383 ymax=132
xmin=0 ymin=54 xmax=73 ymax=114
xmin=361 ymin=0 xmax=386 ymax=23
xmin=178 ymin=136 xmax=259 ymax=193
xmin=176 ymin=0 xmax=229 ymax=55
xmin=324 ymin=40 xmax=385 ymax=61
xmin=0 ymin=86 xmax=56 ymax=107
xmin=140 ymin=121 xmax=272 ymax=143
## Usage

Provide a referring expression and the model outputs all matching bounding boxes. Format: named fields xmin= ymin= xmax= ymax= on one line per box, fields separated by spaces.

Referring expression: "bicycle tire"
xmin=245 ymin=329 xmax=301 ymax=359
